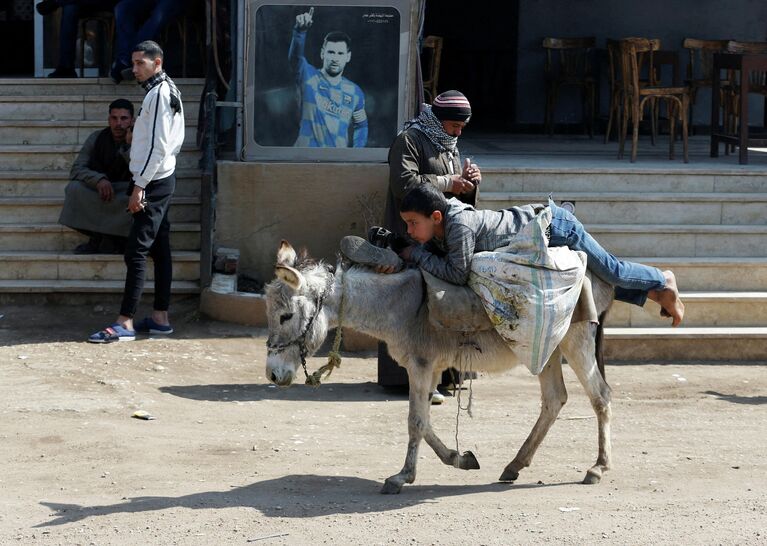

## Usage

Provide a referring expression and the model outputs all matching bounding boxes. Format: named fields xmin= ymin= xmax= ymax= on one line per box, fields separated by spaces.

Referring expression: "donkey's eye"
xmin=280 ymin=313 xmax=294 ymax=324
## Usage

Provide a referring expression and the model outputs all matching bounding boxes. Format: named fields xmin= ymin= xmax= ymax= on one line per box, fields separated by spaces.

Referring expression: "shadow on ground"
xmin=37 ymin=474 xmax=579 ymax=527
xmin=0 ymin=301 xmax=266 ymax=347
xmin=703 ymin=390 xmax=767 ymax=405
xmin=160 ymin=382 xmax=408 ymax=403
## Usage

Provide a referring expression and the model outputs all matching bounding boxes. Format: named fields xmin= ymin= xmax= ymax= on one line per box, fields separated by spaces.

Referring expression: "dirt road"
xmin=1 ymin=303 xmax=765 ymax=545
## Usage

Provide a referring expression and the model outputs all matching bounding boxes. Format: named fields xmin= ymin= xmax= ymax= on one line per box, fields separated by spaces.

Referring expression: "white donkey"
xmin=265 ymin=241 xmax=615 ymax=494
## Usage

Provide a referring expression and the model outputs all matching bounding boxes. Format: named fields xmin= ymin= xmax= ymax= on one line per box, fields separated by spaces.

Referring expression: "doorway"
xmin=422 ymin=0 xmax=519 ymax=132
xmin=0 ymin=1 xmax=35 ymax=76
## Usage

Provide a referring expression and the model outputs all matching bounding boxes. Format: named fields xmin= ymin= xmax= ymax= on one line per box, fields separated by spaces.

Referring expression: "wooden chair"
xmin=722 ymin=40 xmax=767 ymax=151
xmin=605 ymin=39 xmax=623 ymax=143
xmin=421 ymin=35 xmax=443 ymax=104
xmin=618 ymin=38 xmax=690 ymax=162
xmin=683 ymin=38 xmax=728 ymax=133
xmin=78 ymin=11 xmax=114 ymax=77
xmin=542 ymin=37 xmax=596 ymax=137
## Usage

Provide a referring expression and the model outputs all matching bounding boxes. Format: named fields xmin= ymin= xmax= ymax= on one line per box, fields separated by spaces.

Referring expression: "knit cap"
xmin=431 ymin=90 xmax=472 ymax=122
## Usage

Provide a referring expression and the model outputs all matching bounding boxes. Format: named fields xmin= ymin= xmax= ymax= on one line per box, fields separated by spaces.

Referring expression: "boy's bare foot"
xmin=648 ymin=270 xmax=685 ymax=327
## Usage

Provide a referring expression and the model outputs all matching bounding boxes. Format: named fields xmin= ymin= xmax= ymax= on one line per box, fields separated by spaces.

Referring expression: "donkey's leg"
xmin=422 ymin=367 xmax=480 ymax=471
xmin=381 ymin=363 xmax=434 ymax=494
xmin=560 ymin=321 xmax=612 ymax=485
xmin=500 ymin=349 xmax=568 ymax=482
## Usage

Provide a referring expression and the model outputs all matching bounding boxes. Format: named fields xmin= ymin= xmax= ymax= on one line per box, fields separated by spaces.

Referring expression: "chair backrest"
xmin=726 ymin=40 xmax=767 ymax=54
xmin=421 ymin=35 xmax=443 ymax=103
xmin=683 ymin=38 xmax=729 ymax=82
xmin=542 ymin=37 xmax=596 ymax=79
xmin=619 ymin=38 xmax=661 ymax=97
xmin=726 ymin=41 xmax=767 ymax=88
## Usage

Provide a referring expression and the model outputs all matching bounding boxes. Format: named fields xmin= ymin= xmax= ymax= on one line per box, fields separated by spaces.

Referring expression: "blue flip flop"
xmin=134 ymin=317 xmax=174 ymax=335
xmin=88 ymin=323 xmax=136 ymax=343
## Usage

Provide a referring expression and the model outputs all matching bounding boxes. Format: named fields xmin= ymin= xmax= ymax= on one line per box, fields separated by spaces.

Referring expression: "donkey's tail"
xmin=595 ymin=310 xmax=608 ymax=381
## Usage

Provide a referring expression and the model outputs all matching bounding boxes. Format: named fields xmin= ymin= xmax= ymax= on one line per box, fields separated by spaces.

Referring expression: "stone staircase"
xmin=478 ymin=164 xmax=767 ymax=361
xmin=0 ymin=78 xmax=203 ymax=301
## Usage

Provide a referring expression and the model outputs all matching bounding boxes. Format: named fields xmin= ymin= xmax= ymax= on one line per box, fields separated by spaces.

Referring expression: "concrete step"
xmin=0 ymin=223 xmax=200 ymax=251
xmin=585 ymin=224 xmax=767 ymax=257
xmin=480 ymin=167 xmax=767 ymax=194
xmin=0 ymin=278 xmax=199 ymax=294
xmin=0 ymin=95 xmax=199 ymax=121
xmin=0 ymin=251 xmax=200 ymax=282
xmin=0 ymin=144 xmax=199 ymax=171
xmin=623 ymin=257 xmax=767 ymax=291
xmin=0 ymin=196 xmax=200 ymax=224
xmin=0 ymin=119 xmax=198 ymax=145
xmin=0 ymin=77 xmax=205 ymax=97
xmin=607 ymin=292 xmax=767 ymax=328
xmin=0 ymin=169 xmax=201 ymax=197
xmin=604 ymin=327 xmax=767 ymax=361
xmin=480 ymin=192 xmax=767 ymax=225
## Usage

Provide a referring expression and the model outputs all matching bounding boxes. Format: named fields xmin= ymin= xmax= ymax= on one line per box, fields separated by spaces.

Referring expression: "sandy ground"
xmin=0 ymin=302 xmax=765 ymax=545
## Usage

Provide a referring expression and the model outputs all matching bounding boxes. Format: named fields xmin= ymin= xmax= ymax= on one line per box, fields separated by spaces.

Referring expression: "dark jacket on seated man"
xmin=58 ymin=104 xmax=134 ymax=253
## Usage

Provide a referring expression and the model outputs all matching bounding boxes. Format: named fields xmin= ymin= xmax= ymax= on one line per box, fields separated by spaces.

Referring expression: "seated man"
xmin=58 ymin=98 xmax=134 ymax=254
xmin=343 ymin=183 xmax=685 ymax=326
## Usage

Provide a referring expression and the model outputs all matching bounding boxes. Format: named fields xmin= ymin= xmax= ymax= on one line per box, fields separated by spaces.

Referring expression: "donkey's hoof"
xmin=499 ymin=466 xmax=520 ymax=482
xmin=380 ymin=478 xmax=403 ymax=494
xmin=582 ymin=468 xmax=602 ymax=485
xmin=458 ymin=450 xmax=480 ymax=470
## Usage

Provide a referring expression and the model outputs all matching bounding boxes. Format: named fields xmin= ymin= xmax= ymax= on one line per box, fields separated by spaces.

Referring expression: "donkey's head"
xmin=265 ymin=241 xmax=335 ymax=386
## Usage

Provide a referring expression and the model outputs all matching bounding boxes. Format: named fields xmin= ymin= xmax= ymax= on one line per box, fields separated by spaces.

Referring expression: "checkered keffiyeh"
xmin=402 ymin=105 xmax=458 ymax=153
xmin=140 ymin=71 xmax=182 ymax=115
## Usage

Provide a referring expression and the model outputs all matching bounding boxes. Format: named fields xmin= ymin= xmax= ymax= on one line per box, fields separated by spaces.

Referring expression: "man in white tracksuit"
xmin=89 ymin=40 xmax=185 ymax=343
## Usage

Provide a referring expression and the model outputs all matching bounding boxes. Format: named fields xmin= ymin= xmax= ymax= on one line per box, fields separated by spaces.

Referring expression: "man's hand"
xmin=126 ymin=125 xmax=133 ymax=146
xmin=462 ymin=157 xmax=481 ymax=185
xmin=127 ymin=186 xmax=145 ymax=214
xmin=449 ymin=174 xmax=475 ymax=195
xmin=96 ymin=178 xmax=114 ymax=202
xmin=398 ymin=245 xmax=416 ymax=262
xmin=295 ymin=7 xmax=314 ymax=30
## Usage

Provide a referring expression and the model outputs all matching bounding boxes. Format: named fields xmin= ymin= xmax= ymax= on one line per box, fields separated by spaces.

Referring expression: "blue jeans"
xmin=114 ymin=0 xmax=186 ymax=67
xmin=548 ymin=202 xmax=665 ymax=306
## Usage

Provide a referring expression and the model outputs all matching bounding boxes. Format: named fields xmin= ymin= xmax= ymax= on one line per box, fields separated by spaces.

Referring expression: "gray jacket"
xmin=410 ymin=198 xmax=544 ymax=285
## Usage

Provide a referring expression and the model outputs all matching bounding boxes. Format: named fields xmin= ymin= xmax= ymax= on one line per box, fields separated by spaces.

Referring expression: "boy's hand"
xmin=449 ymin=175 xmax=474 ymax=194
xmin=398 ymin=245 xmax=415 ymax=261
xmin=374 ymin=265 xmax=398 ymax=274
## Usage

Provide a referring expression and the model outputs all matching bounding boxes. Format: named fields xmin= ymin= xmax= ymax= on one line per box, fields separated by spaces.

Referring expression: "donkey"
xmin=265 ymin=241 xmax=615 ymax=494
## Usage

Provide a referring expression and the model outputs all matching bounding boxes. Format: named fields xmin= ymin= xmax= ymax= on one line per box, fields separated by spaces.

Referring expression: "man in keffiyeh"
xmin=360 ymin=90 xmax=482 ymax=395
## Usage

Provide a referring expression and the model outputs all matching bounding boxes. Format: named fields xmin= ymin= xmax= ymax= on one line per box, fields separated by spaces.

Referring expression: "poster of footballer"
xmin=244 ymin=0 xmax=413 ymax=161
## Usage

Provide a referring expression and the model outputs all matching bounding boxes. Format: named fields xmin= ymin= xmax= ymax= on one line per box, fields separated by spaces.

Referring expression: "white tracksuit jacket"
xmin=129 ymin=80 xmax=185 ymax=189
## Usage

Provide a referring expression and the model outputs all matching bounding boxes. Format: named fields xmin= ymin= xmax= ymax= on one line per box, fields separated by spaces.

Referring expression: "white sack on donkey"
xmin=469 ymin=207 xmax=586 ymax=375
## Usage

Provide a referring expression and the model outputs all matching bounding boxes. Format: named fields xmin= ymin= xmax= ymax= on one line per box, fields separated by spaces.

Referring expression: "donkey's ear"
xmin=275 ymin=265 xmax=304 ymax=291
xmin=276 ymin=240 xmax=297 ymax=267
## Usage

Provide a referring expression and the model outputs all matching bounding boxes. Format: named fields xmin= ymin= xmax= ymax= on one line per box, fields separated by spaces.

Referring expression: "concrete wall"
xmin=516 ymin=0 xmax=767 ymax=126
xmin=215 ymin=161 xmax=389 ymax=283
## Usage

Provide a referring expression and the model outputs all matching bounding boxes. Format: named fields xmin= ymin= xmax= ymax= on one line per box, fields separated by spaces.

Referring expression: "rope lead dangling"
xmin=305 ymin=269 xmax=346 ymax=387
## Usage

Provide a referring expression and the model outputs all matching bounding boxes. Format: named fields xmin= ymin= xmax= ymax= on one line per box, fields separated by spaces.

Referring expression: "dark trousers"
xmin=113 ymin=0 xmax=185 ymax=67
xmin=120 ymin=174 xmax=175 ymax=318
